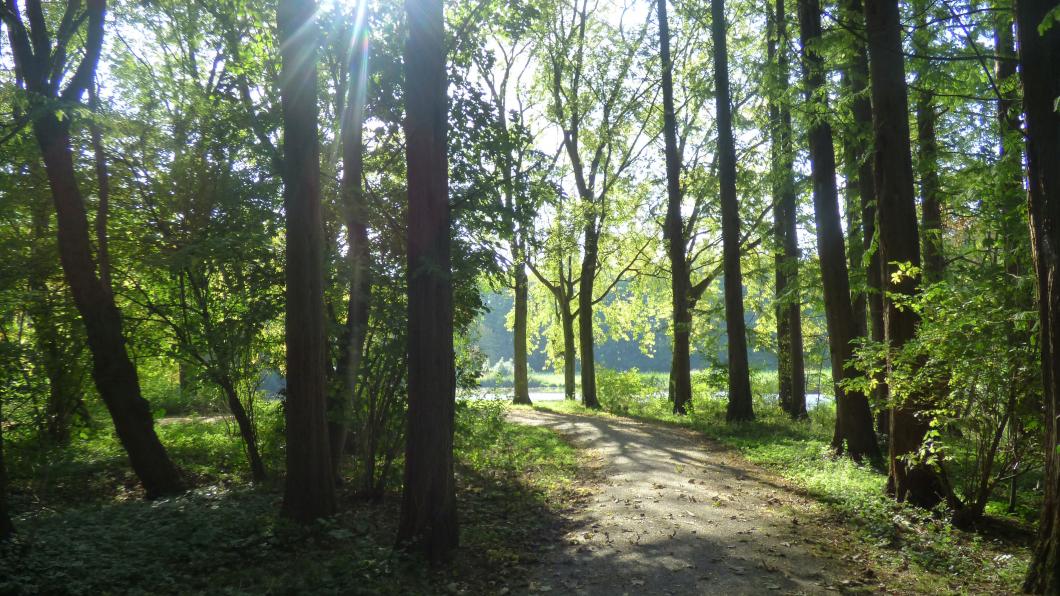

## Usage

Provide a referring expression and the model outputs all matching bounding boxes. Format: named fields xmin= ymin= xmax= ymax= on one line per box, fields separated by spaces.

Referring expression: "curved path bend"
xmin=508 ymin=408 xmax=871 ymax=596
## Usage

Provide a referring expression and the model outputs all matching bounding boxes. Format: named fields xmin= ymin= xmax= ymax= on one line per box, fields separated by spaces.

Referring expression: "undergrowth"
xmin=2 ymin=400 xmax=578 ymax=595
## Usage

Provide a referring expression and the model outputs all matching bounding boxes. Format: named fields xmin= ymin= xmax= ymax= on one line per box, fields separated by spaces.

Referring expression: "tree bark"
xmin=798 ymin=0 xmax=880 ymax=462
xmin=278 ymin=0 xmax=335 ymax=522
xmin=578 ymin=224 xmax=601 ymax=409
xmin=658 ymin=0 xmax=693 ymax=415
xmin=398 ymin=0 xmax=458 ymax=561
xmin=711 ymin=0 xmax=754 ymax=422
xmin=768 ymin=0 xmax=806 ymax=419
xmin=28 ymin=193 xmax=83 ymax=445
xmin=513 ymin=265 xmax=532 ymax=405
xmin=88 ymin=83 xmax=112 ymax=296
xmin=912 ymin=3 xmax=944 ymax=285
xmin=561 ymin=302 xmax=577 ymax=401
xmin=838 ymin=0 xmax=887 ymax=436
xmin=1017 ymin=0 xmax=1060 ymax=591
xmin=330 ymin=15 xmax=372 ymax=477
xmin=863 ymin=0 xmax=946 ymax=507
xmin=994 ymin=9 xmax=1024 ymax=277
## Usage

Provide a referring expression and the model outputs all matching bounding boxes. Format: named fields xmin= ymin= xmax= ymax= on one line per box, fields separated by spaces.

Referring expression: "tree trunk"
xmin=768 ymin=0 xmax=806 ymax=419
xmin=398 ymin=0 xmax=458 ymax=561
xmin=561 ymin=304 xmax=577 ymax=401
xmin=88 ymin=83 xmax=112 ymax=296
xmin=218 ymin=376 xmax=267 ymax=482
xmin=915 ymin=94 xmax=944 ymax=284
xmin=330 ymin=17 xmax=372 ymax=477
xmin=912 ymin=3 xmax=944 ymax=285
xmin=711 ymin=0 xmax=754 ymax=422
xmin=798 ymin=0 xmax=880 ymax=462
xmin=513 ymin=265 xmax=532 ymax=405
xmin=863 ymin=0 xmax=946 ymax=507
xmin=658 ymin=0 xmax=693 ymax=416
xmin=7 ymin=0 xmax=183 ymax=498
xmin=33 ymin=112 xmax=183 ymax=499
xmin=995 ymin=10 xmax=1025 ymax=278
xmin=839 ymin=0 xmax=887 ymax=435
xmin=1018 ymin=0 xmax=1060 ymax=591
xmin=844 ymin=192 xmax=868 ymax=339
xmin=28 ymin=194 xmax=82 ymax=445
xmin=278 ymin=0 xmax=335 ymax=522
xmin=579 ymin=224 xmax=601 ymax=410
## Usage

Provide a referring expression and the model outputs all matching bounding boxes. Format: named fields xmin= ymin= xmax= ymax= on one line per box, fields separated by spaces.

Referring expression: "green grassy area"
xmin=536 ymin=395 xmax=1030 ymax=594
xmin=2 ymin=400 xmax=580 ymax=595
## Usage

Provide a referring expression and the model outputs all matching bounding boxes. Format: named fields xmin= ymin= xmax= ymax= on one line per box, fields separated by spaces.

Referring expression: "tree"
xmin=278 ymin=0 xmax=335 ymax=522
xmin=465 ymin=3 xmax=546 ymax=407
xmin=397 ymin=0 xmax=458 ymax=560
xmin=0 ymin=0 xmax=182 ymax=498
xmin=837 ymin=0 xmax=886 ymax=434
xmin=538 ymin=1 xmax=652 ymax=410
xmin=767 ymin=0 xmax=806 ymax=419
xmin=911 ymin=0 xmax=944 ymax=284
xmin=797 ymin=0 xmax=879 ymax=461
xmin=863 ymin=0 xmax=946 ymax=507
xmin=658 ymin=0 xmax=692 ymax=415
xmin=1018 ymin=0 xmax=1060 ymax=591
xmin=328 ymin=1 xmax=373 ymax=478
xmin=710 ymin=0 xmax=753 ymax=421
xmin=529 ymin=228 xmax=580 ymax=401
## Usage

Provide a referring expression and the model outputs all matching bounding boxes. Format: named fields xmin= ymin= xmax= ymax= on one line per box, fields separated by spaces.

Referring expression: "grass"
xmin=536 ymin=394 xmax=1031 ymax=594
xmin=2 ymin=400 xmax=581 ymax=595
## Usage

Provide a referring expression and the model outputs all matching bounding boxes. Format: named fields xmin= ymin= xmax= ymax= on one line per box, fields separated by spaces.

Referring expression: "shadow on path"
xmin=508 ymin=408 xmax=865 ymax=595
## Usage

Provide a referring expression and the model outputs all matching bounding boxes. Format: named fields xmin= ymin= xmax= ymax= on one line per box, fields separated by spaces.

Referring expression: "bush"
xmin=597 ymin=367 xmax=655 ymax=414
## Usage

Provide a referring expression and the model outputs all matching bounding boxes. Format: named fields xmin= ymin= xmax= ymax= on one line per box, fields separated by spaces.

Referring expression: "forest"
xmin=0 ymin=0 xmax=1059 ymax=593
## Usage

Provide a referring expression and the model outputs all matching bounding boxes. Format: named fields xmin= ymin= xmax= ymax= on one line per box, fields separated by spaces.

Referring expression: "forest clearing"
xmin=2 ymin=0 xmax=1059 ymax=593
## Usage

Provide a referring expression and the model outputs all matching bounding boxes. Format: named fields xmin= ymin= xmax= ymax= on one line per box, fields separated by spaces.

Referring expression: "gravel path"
xmin=507 ymin=408 xmax=866 ymax=595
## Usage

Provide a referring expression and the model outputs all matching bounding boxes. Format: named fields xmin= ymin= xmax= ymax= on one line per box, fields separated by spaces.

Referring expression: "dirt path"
xmin=507 ymin=408 xmax=868 ymax=595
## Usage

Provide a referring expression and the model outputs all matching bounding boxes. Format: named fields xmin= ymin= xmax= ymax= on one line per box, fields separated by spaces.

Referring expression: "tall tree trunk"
xmin=839 ymin=0 xmax=887 ymax=435
xmin=7 ymin=0 xmax=183 ymax=499
xmin=561 ymin=303 xmax=577 ymax=401
xmin=995 ymin=9 xmax=1024 ymax=277
xmin=278 ymin=0 xmax=335 ymax=522
xmin=513 ymin=264 xmax=532 ymax=405
xmin=912 ymin=3 xmax=944 ymax=284
xmin=579 ymin=224 xmax=601 ymax=409
xmin=330 ymin=16 xmax=372 ymax=476
xmin=34 ymin=111 xmax=183 ymax=500
xmin=844 ymin=192 xmax=868 ymax=338
xmin=863 ymin=0 xmax=946 ymax=507
xmin=28 ymin=193 xmax=82 ymax=445
xmin=798 ymin=0 xmax=880 ymax=462
xmin=398 ymin=0 xmax=458 ymax=561
xmin=1018 ymin=0 xmax=1060 ymax=591
xmin=768 ymin=0 xmax=806 ymax=419
xmin=658 ymin=0 xmax=693 ymax=415
xmin=711 ymin=0 xmax=754 ymax=422
xmin=88 ymin=83 xmax=112 ymax=296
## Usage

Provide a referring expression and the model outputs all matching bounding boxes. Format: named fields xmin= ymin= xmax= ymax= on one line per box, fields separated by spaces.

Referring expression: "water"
xmin=467 ymin=387 xmax=833 ymax=409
